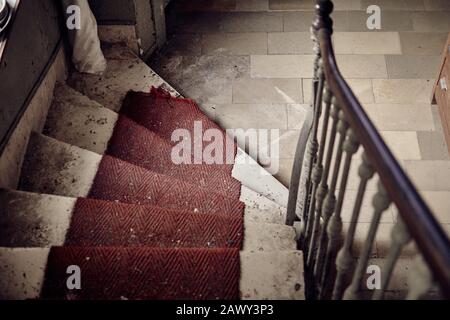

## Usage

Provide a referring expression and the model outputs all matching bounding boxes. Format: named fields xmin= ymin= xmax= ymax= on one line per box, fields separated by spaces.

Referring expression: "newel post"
xmin=313 ymin=1 xmax=334 ymax=36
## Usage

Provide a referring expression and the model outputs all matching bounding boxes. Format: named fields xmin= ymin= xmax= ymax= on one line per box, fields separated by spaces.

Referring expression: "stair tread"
xmin=0 ymin=44 xmax=302 ymax=301
xmin=20 ymin=133 xmax=245 ymax=216
xmin=0 ymin=189 xmax=295 ymax=251
xmin=69 ymin=44 xmax=180 ymax=112
xmin=69 ymin=46 xmax=290 ymax=207
xmin=108 ymin=115 xmax=241 ymax=197
xmin=47 ymin=83 xmax=287 ymax=208
xmin=0 ymin=247 xmax=304 ymax=300
xmin=44 ymin=246 xmax=242 ymax=300
xmin=20 ymin=133 xmax=289 ymax=223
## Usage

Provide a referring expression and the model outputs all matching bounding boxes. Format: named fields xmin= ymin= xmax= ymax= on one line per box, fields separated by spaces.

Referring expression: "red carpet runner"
xmin=106 ymin=115 xmax=241 ymax=197
xmin=89 ymin=155 xmax=244 ymax=216
xmin=41 ymin=88 xmax=244 ymax=300
xmin=121 ymin=87 xmax=236 ymax=172
xmin=65 ymin=198 xmax=243 ymax=248
xmin=42 ymin=247 xmax=240 ymax=300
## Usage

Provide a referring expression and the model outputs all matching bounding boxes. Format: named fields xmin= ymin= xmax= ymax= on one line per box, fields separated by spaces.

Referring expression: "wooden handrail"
xmin=315 ymin=0 xmax=450 ymax=298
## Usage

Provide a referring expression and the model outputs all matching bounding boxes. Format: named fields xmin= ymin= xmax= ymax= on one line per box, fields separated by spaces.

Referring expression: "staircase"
xmin=2 ymin=0 xmax=450 ymax=301
xmin=0 ymin=44 xmax=305 ymax=300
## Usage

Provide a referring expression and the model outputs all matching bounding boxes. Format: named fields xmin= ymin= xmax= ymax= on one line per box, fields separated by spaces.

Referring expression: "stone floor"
xmin=150 ymin=0 xmax=450 ymax=239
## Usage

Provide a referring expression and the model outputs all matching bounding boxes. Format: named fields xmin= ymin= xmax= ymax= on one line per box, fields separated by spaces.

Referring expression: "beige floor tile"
xmin=270 ymin=0 xmax=362 ymax=11
xmin=364 ymin=104 xmax=435 ymax=132
xmin=202 ymin=33 xmax=268 ymax=55
xmin=386 ymin=55 xmax=441 ymax=79
xmin=336 ymin=55 xmax=388 ymax=79
xmin=417 ymin=131 xmax=450 ymax=160
xmin=282 ymin=11 xmax=315 ymax=31
xmin=423 ymin=0 xmax=450 ymax=11
xmin=341 ymin=189 xmax=395 ymax=224
xmin=380 ymin=131 xmax=422 ymax=161
xmin=375 ymin=224 xmax=418 ymax=258
xmin=250 ymin=54 xmax=315 ymax=78
xmin=268 ymin=32 xmax=313 ymax=54
xmin=333 ymin=0 xmax=363 ymax=11
xmin=287 ymin=104 xmax=310 ymax=130
xmin=283 ymin=11 xmax=350 ymax=31
xmin=162 ymin=34 xmax=202 ymax=56
xmin=215 ymin=103 xmax=288 ymax=129
xmin=237 ymin=128 xmax=302 ymax=160
xmin=343 ymin=151 xmax=381 ymax=191
xmin=431 ymin=105 xmax=444 ymax=133
xmin=219 ymin=12 xmax=284 ymax=32
xmin=175 ymin=0 xmax=237 ymax=12
xmin=175 ymin=12 xmax=283 ymax=33
xmin=361 ymin=0 xmax=425 ymax=11
xmin=411 ymin=12 xmax=450 ymax=32
xmin=334 ymin=32 xmax=402 ymax=54
xmin=372 ymin=79 xmax=434 ymax=104
xmin=404 ymin=160 xmax=450 ymax=191
xmin=399 ymin=32 xmax=448 ymax=55
xmin=279 ymin=130 xmax=301 ymax=158
xmin=303 ymin=78 xmax=375 ymax=104
xmin=348 ymin=11 xmax=414 ymax=32
xmin=235 ymin=0 xmax=269 ymax=11
xmin=233 ymin=78 xmax=303 ymax=103
xmin=269 ymin=0 xmax=316 ymax=10
xmin=421 ymin=191 xmax=450 ymax=224
xmin=343 ymin=222 xmax=378 ymax=256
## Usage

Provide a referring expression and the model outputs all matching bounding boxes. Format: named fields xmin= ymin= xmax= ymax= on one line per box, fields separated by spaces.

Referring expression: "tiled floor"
xmin=150 ymin=0 xmax=450 ymax=235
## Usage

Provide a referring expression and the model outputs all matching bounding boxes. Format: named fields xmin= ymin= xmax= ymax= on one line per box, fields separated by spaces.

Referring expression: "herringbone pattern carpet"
xmin=66 ymin=198 xmax=243 ymax=248
xmin=107 ymin=115 xmax=241 ymax=197
xmin=42 ymin=247 xmax=240 ymax=300
xmin=41 ymin=89 xmax=244 ymax=299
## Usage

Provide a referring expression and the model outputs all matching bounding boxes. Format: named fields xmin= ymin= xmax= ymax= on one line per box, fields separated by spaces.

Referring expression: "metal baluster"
xmin=332 ymin=153 xmax=375 ymax=300
xmin=314 ymin=97 xmax=340 ymax=273
xmin=300 ymin=0 xmax=334 ymax=247
xmin=296 ymin=27 xmax=322 ymax=231
xmin=306 ymin=87 xmax=333 ymax=268
xmin=309 ymin=98 xmax=339 ymax=276
xmin=372 ymin=217 xmax=411 ymax=300
xmin=318 ymin=129 xmax=360 ymax=299
xmin=406 ymin=256 xmax=435 ymax=300
xmin=343 ymin=181 xmax=391 ymax=300
xmin=308 ymin=110 xmax=347 ymax=265
xmin=301 ymin=62 xmax=325 ymax=257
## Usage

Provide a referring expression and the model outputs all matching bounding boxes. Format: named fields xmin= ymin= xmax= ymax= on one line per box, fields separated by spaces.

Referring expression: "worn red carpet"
xmin=40 ymin=88 xmax=244 ymax=300
xmin=89 ymin=155 xmax=244 ymax=217
xmin=106 ymin=115 xmax=241 ymax=198
xmin=42 ymin=247 xmax=240 ymax=300
xmin=121 ymin=87 xmax=237 ymax=171
xmin=65 ymin=198 xmax=243 ymax=248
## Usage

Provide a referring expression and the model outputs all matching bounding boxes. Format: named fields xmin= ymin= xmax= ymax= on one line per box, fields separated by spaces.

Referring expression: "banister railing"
xmin=286 ymin=0 xmax=450 ymax=300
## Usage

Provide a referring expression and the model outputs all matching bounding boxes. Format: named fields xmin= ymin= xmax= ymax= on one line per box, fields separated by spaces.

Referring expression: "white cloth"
xmin=63 ymin=0 xmax=107 ymax=74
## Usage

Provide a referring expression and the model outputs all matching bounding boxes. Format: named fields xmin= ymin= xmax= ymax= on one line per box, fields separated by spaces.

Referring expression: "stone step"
xmin=68 ymin=45 xmax=290 ymax=207
xmin=0 ymin=247 xmax=304 ymax=300
xmin=45 ymin=83 xmax=287 ymax=223
xmin=21 ymin=132 xmax=287 ymax=224
xmin=0 ymin=189 xmax=295 ymax=252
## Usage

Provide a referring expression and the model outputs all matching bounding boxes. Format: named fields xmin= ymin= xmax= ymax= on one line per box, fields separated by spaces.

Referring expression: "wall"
xmin=0 ymin=0 xmax=65 ymax=155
